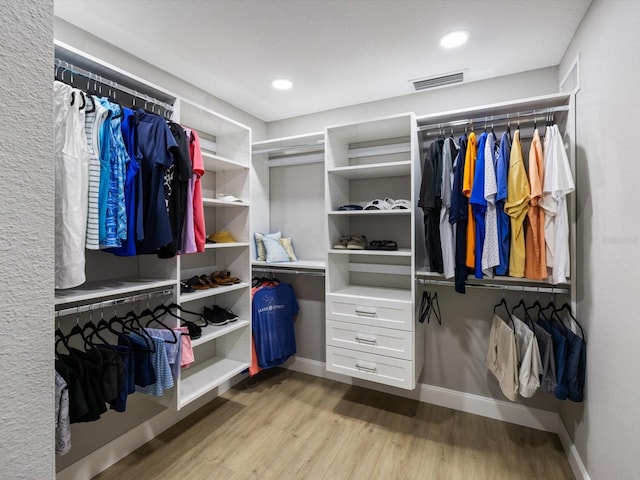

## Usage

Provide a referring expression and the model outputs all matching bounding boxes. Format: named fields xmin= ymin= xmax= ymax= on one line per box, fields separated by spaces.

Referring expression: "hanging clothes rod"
xmin=252 ymin=267 xmax=325 ymax=277
xmin=417 ymin=105 xmax=570 ymax=133
xmin=54 ymin=288 xmax=174 ymax=318
xmin=416 ymin=278 xmax=569 ymax=295
xmin=54 ymin=58 xmax=175 ymax=113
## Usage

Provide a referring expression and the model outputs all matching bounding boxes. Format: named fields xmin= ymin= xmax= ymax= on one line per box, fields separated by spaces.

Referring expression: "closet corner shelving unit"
xmin=53 ymin=41 xmax=252 ymax=412
xmin=251 ymin=131 xmax=327 ymax=270
xmin=175 ymin=98 xmax=252 ymax=409
xmin=324 ymin=113 xmax=425 ymax=390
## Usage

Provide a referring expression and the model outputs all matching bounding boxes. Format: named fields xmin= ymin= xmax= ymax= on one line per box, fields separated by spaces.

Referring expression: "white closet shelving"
xmin=324 ymin=113 xmax=424 ymax=390
xmin=176 ymin=98 xmax=252 ymax=409
xmin=53 ymin=41 xmax=252 ymax=411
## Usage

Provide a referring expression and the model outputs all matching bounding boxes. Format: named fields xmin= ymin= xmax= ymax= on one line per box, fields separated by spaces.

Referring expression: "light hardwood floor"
xmin=93 ymin=369 xmax=574 ymax=480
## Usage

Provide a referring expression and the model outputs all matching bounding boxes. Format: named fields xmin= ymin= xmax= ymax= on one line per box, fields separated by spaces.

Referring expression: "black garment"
xmin=136 ymin=110 xmax=178 ymax=254
xmin=450 ymin=134 xmax=468 ymax=293
xmin=158 ymin=122 xmax=193 ymax=258
xmin=55 ymin=357 xmax=88 ymax=423
xmin=93 ymin=346 xmax=120 ymax=403
xmin=68 ymin=348 xmax=108 ymax=422
xmin=418 ymin=138 xmax=444 ymax=273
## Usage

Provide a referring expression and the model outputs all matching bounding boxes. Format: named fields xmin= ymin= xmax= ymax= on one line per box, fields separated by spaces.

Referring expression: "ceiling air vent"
xmin=411 ymin=71 xmax=465 ymax=92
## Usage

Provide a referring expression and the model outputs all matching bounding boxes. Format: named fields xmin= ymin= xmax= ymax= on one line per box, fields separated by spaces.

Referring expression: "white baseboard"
xmin=557 ymin=418 xmax=591 ymax=480
xmin=56 ymin=376 xmax=244 ymax=480
xmin=285 ymin=356 xmax=589 ymax=479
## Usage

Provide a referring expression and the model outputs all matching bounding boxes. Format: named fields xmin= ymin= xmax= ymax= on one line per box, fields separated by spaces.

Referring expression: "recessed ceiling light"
xmin=440 ymin=30 xmax=469 ymax=49
xmin=272 ymin=79 xmax=293 ymax=90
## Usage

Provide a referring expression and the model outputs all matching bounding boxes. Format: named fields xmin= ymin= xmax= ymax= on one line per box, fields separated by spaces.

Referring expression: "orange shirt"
xmin=524 ymin=129 xmax=547 ymax=280
xmin=462 ymin=132 xmax=477 ymax=268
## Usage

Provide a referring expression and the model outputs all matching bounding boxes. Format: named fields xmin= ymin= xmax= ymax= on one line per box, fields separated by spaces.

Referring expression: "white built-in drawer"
xmin=326 ymin=294 xmax=412 ymax=331
xmin=326 ymin=346 xmax=414 ymax=390
xmin=326 ymin=320 xmax=412 ymax=360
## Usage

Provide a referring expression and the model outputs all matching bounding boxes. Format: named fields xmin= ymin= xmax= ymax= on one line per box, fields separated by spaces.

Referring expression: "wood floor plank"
xmin=90 ymin=369 xmax=574 ymax=480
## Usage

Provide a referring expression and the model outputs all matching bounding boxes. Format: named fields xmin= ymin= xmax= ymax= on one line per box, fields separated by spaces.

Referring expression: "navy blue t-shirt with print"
xmin=136 ymin=110 xmax=177 ymax=254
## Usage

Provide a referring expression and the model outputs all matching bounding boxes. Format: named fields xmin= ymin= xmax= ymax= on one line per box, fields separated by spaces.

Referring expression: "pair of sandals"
xmin=364 ymin=198 xmax=410 ymax=211
xmin=183 ymin=271 xmax=241 ymax=292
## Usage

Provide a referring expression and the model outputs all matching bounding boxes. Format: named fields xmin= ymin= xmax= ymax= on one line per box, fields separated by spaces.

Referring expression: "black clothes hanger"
xmin=493 ymin=296 xmax=514 ymax=329
xmin=155 ymin=302 xmax=207 ymax=327
xmin=418 ymin=289 xmax=431 ymax=324
xmin=428 ymin=291 xmax=442 ymax=325
xmin=511 ymin=297 xmax=535 ymax=333
xmin=138 ymin=306 xmax=178 ymax=344
xmin=554 ymin=303 xmax=586 ymax=341
xmin=526 ymin=298 xmax=549 ymax=323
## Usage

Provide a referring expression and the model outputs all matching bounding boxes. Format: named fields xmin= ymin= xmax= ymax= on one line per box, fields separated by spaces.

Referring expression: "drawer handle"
xmin=355 ymin=334 xmax=377 ymax=345
xmin=354 ymin=307 xmax=377 ymax=317
xmin=355 ymin=361 xmax=377 ymax=373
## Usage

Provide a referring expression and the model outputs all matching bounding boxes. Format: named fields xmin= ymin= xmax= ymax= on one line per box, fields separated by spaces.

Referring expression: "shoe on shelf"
xmin=347 ymin=234 xmax=367 ymax=250
xmin=203 ymin=305 xmax=239 ymax=326
xmin=365 ymin=240 xmax=398 ymax=251
xmin=210 ymin=271 xmax=234 ymax=286
xmin=199 ymin=274 xmax=218 ymax=288
xmin=333 ymin=234 xmax=351 ymax=249
xmin=390 ymin=198 xmax=410 ymax=210
xmin=364 ymin=198 xmax=393 ymax=210
xmin=337 ymin=204 xmax=363 ymax=211
xmin=185 ymin=275 xmax=209 ymax=290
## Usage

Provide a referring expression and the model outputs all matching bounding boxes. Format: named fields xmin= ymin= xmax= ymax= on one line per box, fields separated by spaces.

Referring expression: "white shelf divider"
xmin=178 ymin=356 xmax=249 ymax=409
xmin=179 ymin=282 xmax=250 ymax=303
xmin=327 ymin=160 xmax=411 ymax=179
xmin=190 ymin=319 xmax=250 ymax=347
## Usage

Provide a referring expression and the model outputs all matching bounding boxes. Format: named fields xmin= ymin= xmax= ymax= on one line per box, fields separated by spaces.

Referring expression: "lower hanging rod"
xmin=55 ymin=288 xmax=174 ymax=318
xmin=252 ymin=267 xmax=325 ymax=277
xmin=416 ymin=278 xmax=569 ymax=295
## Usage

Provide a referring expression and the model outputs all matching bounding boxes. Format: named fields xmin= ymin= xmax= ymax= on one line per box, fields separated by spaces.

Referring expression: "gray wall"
xmin=266 ymin=66 xmax=566 ymax=411
xmin=559 ymin=0 xmax=640 ymax=478
xmin=0 ymin=1 xmax=54 ymax=479
xmin=268 ymin=66 xmax=558 ymax=137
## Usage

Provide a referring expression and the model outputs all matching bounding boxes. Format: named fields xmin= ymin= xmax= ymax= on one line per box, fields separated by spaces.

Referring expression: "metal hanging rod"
xmin=54 ymin=58 xmax=175 ymax=113
xmin=416 ymin=277 xmax=570 ymax=295
xmin=54 ymin=288 xmax=174 ymax=318
xmin=417 ymin=105 xmax=570 ymax=133
xmin=252 ymin=267 xmax=325 ymax=277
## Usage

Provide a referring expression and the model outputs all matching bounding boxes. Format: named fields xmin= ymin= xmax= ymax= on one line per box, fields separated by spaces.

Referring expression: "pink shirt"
xmin=190 ymin=130 xmax=206 ymax=253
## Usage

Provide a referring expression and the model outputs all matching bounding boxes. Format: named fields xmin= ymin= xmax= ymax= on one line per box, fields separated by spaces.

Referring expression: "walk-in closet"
xmin=2 ymin=1 xmax=639 ymax=479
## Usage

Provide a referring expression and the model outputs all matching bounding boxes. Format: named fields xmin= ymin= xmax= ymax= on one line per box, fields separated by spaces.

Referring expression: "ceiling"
xmin=54 ymin=0 xmax=592 ymax=122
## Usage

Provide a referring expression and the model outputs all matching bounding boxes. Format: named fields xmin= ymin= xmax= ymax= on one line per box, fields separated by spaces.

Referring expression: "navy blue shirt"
xmin=136 ymin=110 xmax=177 ymax=254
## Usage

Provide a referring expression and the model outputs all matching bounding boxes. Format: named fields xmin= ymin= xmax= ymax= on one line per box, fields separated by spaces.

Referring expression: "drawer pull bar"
xmin=355 ymin=361 xmax=377 ymax=373
xmin=355 ymin=334 xmax=377 ymax=344
xmin=354 ymin=307 xmax=377 ymax=317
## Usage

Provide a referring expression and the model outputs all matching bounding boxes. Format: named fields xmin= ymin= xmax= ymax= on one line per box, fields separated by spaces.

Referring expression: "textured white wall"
xmin=0 ymin=1 xmax=55 ymax=479
xmin=559 ymin=1 xmax=640 ymax=478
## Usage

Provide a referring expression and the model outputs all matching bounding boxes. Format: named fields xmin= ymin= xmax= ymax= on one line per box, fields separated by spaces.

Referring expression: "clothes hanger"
xmin=428 ymin=290 xmax=442 ymax=325
xmin=554 ymin=302 xmax=586 ymax=341
xmin=137 ymin=297 xmax=178 ymax=344
xmin=493 ymin=289 xmax=514 ymax=329
xmin=418 ymin=286 xmax=431 ymax=324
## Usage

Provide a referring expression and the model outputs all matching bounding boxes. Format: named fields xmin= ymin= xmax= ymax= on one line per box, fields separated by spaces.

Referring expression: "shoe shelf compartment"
xmin=203 ymin=206 xmax=250 ymax=245
xmin=191 ymin=319 xmax=251 ymax=348
xmin=179 ymin=282 xmax=250 ymax=303
xmin=251 ymin=259 xmax=326 ymax=270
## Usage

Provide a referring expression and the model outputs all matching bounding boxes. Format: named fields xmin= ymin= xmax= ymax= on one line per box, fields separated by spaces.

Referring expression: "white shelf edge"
xmin=327 ymin=160 xmax=411 ymax=174
xmin=415 ymin=269 xmax=572 ymax=286
xmin=179 ymin=282 xmax=250 ymax=303
xmin=328 ymin=248 xmax=412 ymax=257
xmin=201 ymin=151 xmax=249 ymax=170
xmin=178 ymin=357 xmax=249 ymax=408
xmin=204 ymin=242 xmax=250 ymax=250
xmin=202 ymin=198 xmax=249 ymax=207
xmin=328 ymin=209 xmax=411 ymax=216
xmin=190 ymin=319 xmax=250 ymax=348
xmin=55 ymin=278 xmax=176 ymax=306
xmin=251 ymin=260 xmax=326 ymax=270
xmin=328 ymin=284 xmax=413 ymax=303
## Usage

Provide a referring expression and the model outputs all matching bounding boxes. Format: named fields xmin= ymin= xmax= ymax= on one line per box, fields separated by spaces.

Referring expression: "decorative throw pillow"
xmin=279 ymin=237 xmax=298 ymax=262
xmin=263 ymin=236 xmax=290 ymax=263
xmin=254 ymin=231 xmax=281 ymax=261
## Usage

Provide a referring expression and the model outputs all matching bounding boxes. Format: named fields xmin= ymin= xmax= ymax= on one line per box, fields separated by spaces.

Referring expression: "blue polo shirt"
xmin=495 ymin=132 xmax=511 ymax=275
xmin=469 ymin=132 xmax=488 ymax=278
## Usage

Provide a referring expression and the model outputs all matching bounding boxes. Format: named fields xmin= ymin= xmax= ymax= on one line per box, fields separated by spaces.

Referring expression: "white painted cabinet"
xmin=324 ymin=113 xmax=424 ymax=390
